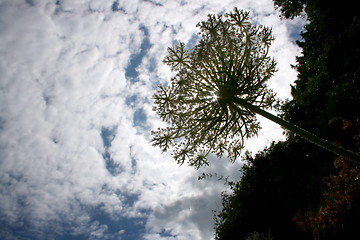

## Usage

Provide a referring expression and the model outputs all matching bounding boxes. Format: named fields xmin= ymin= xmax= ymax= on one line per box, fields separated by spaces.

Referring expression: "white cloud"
xmin=0 ymin=0 xmax=304 ymax=239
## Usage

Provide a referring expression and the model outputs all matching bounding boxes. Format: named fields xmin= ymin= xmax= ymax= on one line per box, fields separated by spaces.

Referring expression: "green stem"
xmin=233 ymin=97 xmax=360 ymax=163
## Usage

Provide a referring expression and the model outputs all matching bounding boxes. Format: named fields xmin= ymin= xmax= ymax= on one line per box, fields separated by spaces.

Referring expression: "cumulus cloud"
xmin=0 ymin=0 xmax=304 ymax=239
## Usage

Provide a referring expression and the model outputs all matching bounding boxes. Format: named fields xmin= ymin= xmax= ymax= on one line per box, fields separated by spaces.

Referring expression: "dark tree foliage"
xmin=294 ymin=119 xmax=360 ymax=239
xmin=215 ymin=0 xmax=360 ymax=239
xmin=273 ymin=0 xmax=307 ymax=19
xmin=279 ymin=0 xmax=360 ymax=143
xmin=214 ymin=139 xmax=334 ymax=240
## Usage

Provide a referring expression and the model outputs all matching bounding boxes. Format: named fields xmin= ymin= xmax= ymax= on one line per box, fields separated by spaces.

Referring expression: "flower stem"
xmin=233 ymin=97 xmax=360 ymax=163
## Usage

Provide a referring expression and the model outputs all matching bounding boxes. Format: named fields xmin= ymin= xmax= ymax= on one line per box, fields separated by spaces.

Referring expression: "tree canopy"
xmin=214 ymin=138 xmax=337 ymax=240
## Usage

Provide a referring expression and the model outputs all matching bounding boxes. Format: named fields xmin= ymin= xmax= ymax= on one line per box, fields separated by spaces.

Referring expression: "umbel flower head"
xmin=152 ymin=8 xmax=277 ymax=168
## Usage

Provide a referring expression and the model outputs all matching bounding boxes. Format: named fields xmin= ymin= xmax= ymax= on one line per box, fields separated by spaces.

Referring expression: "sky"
xmin=0 ymin=0 xmax=304 ymax=239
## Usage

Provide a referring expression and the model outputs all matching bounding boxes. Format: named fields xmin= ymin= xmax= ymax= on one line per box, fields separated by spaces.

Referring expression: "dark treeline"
xmin=214 ymin=0 xmax=360 ymax=239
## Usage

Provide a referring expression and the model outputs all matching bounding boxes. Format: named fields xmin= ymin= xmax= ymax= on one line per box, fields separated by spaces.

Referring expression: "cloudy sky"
xmin=0 ymin=0 xmax=304 ymax=239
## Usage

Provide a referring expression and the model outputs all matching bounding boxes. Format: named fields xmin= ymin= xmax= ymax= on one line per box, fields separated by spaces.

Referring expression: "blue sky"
xmin=0 ymin=0 xmax=304 ymax=239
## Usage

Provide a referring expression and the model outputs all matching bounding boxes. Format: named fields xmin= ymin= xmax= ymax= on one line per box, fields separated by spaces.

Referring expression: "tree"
xmin=213 ymin=140 xmax=333 ymax=240
xmin=294 ymin=119 xmax=360 ymax=240
xmin=152 ymin=8 xmax=360 ymax=168
xmin=294 ymin=157 xmax=360 ymax=240
xmin=273 ymin=0 xmax=307 ymax=19
xmin=277 ymin=0 xmax=360 ymax=139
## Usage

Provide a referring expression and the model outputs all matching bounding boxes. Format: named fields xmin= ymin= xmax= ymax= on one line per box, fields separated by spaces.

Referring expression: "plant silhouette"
xmin=152 ymin=8 xmax=360 ymax=168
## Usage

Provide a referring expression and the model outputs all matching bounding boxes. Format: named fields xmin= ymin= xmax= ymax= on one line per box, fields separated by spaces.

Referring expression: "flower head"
xmin=152 ymin=8 xmax=277 ymax=168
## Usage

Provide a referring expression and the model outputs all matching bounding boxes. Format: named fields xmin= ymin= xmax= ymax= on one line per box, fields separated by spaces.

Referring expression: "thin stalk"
xmin=232 ymin=97 xmax=360 ymax=163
